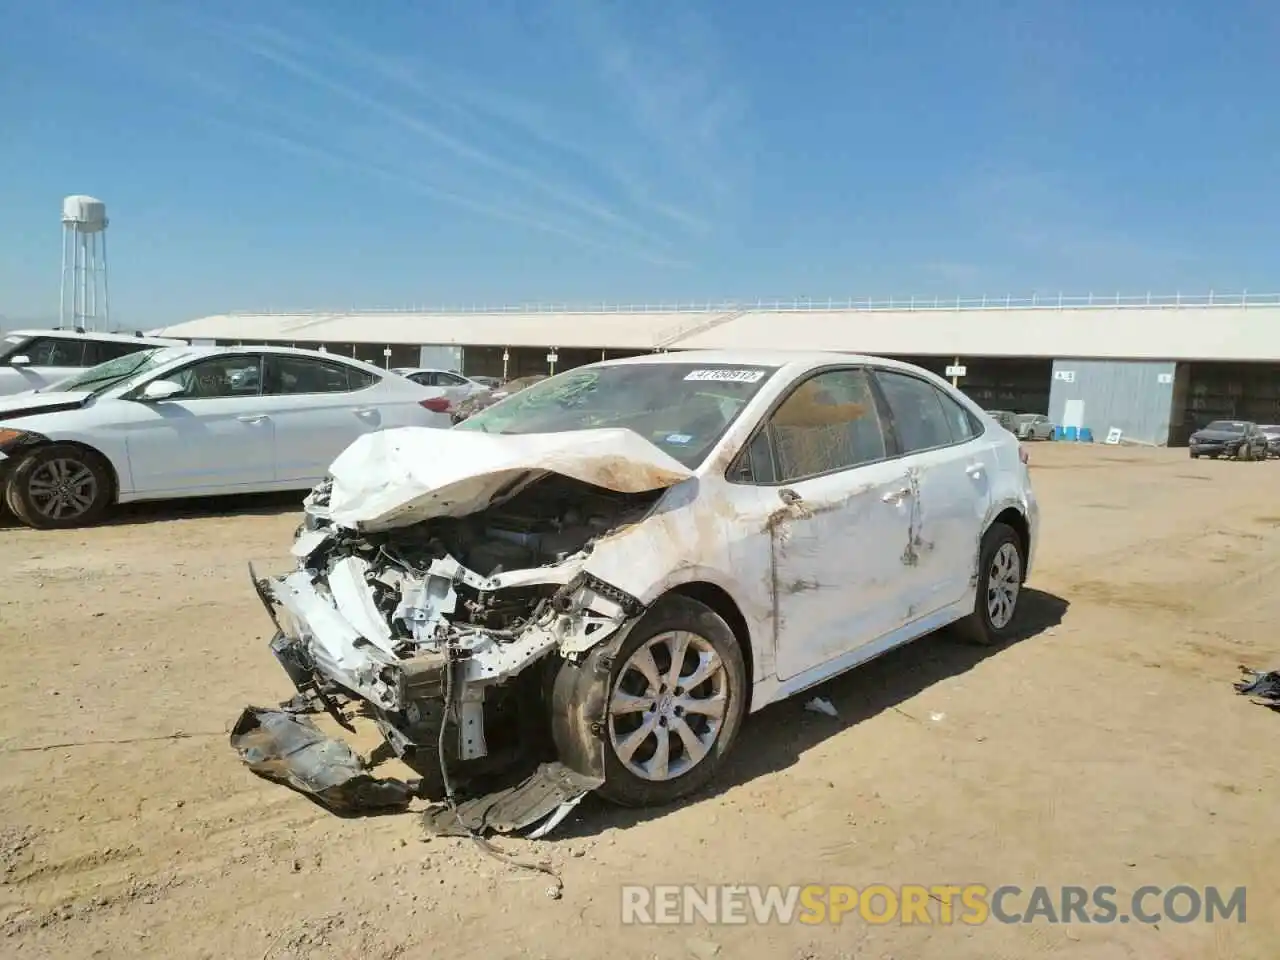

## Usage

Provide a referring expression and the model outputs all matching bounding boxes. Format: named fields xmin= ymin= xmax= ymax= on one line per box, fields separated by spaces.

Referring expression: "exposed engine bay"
xmin=246 ymin=470 xmax=662 ymax=825
xmin=231 ymin=425 xmax=699 ymax=835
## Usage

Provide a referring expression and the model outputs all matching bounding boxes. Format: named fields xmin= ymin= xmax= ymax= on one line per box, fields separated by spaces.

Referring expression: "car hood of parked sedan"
xmin=319 ymin=425 xmax=696 ymax=532
xmin=1191 ymin=429 xmax=1245 ymax=442
xmin=0 ymin=390 xmax=94 ymax=422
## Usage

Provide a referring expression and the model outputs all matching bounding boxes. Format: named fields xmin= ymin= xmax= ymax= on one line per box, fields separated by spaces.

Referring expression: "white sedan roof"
xmin=7 ymin=328 xmax=185 ymax=347
xmin=593 ymin=349 xmax=939 ymax=376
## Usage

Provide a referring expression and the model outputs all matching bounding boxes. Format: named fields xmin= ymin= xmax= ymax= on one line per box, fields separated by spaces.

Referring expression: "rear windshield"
xmin=1203 ymin=421 xmax=1245 ymax=433
xmin=455 ymin=362 xmax=778 ymax=467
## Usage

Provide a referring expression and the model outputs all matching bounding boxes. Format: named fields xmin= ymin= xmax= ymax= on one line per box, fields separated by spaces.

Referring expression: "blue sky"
xmin=2 ymin=0 xmax=1279 ymax=327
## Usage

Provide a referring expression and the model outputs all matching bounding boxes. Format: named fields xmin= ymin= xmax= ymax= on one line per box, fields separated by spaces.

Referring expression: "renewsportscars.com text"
xmin=620 ymin=884 xmax=1247 ymax=926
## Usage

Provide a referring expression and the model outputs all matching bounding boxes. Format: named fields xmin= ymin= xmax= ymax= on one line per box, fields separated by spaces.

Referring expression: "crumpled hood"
xmin=322 ymin=425 xmax=694 ymax=531
xmin=0 ymin=390 xmax=93 ymax=422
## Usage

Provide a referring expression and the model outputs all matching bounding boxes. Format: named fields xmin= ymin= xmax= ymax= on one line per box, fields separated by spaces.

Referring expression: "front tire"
xmin=586 ymin=594 xmax=748 ymax=808
xmin=4 ymin=444 xmax=113 ymax=530
xmin=951 ymin=522 xmax=1026 ymax=646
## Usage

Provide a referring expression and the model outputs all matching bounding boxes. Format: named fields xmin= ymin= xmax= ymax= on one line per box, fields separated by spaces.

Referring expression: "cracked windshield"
xmin=456 ymin=362 xmax=778 ymax=467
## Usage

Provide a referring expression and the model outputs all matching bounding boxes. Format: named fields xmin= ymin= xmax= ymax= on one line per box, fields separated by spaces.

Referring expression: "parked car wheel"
xmin=584 ymin=594 xmax=747 ymax=808
xmin=4 ymin=443 xmax=113 ymax=530
xmin=951 ymin=522 xmax=1025 ymax=646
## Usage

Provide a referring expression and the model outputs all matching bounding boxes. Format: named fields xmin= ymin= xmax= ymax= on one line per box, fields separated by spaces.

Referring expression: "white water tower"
xmin=60 ymin=195 xmax=110 ymax=331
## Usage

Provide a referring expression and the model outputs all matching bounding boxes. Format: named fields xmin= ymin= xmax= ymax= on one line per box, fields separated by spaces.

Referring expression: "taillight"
xmin=420 ymin=397 xmax=451 ymax=413
xmin=1019 ymin=446 xmax=1029 ymax=465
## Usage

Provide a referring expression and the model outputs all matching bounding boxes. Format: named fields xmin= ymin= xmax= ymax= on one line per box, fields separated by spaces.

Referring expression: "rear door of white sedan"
xmin=261 ymin=354 xmax=445 ymax=485
xmin=870 ymin=367 xmax=995 ymax=618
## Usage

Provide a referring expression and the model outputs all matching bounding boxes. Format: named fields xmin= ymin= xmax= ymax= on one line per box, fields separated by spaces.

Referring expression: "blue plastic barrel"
xmin=1053 ymin=426 xmax=1065 ymax=440
xmin=1064 ymin=426 xmax=1078 ymax=441
xmin=1079 ymin=427 xmax=1094 ymax=442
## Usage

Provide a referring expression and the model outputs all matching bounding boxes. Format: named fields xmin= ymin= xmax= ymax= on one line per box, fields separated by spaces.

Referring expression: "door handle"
xmin=965 ymin=461 xmax=984 ymax=478
xmin=237 ymin=414 xmax=268 ymax=424
xmin=354 ymin=407 xmax=377 ymax=417
xmin=778 ymin=488 xmax=803 ymax=505
xmin=881 ymin=486 xmax=911 ymax=504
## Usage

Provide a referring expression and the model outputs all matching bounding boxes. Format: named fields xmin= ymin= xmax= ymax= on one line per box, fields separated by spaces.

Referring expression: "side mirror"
xmin=8 ymin=355 xmax=31 ymax=367
xmin=140 ymin=379 xmax=184 ymax=402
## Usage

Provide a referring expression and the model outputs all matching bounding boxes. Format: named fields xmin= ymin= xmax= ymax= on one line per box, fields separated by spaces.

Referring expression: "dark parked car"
xmin=1188 ymin=420 xmax=1269 ymax=460
xmin=1258 ymin=424 xmax=1280 ymax=459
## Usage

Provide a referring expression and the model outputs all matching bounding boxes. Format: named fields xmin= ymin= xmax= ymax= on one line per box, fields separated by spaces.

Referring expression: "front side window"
xmin=757 ymin=368 xmax=888 ymax=483
xmin=164 ymin=356 xmax=264 ymax=399
xmin=456 ymin=362 xmax=778 ymax=469
xmin=438 ymin=372 xmax=468 ymax=386
xmin=264 ymin=355 xmax=377 ymax=394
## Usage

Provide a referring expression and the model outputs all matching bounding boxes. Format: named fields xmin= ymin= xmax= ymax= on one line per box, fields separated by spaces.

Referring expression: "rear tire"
xmin=951 ymin=522 xmax=1026 ymax=647
xmin=4 ymin=444 xmax=113 ymax=530
xmin=569 ymin=594 xmax=748 ymax=808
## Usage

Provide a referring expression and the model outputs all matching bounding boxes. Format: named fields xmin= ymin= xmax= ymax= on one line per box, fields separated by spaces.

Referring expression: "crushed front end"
xmin=238 ymin=469 xmax=663 ymax=832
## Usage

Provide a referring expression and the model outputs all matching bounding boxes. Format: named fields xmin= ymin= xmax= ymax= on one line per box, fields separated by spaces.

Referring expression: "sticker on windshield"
xmin=665 ymin=433 xmax=693 ymax=445
xmin=684 ymin=368 xmax=765 ymax=383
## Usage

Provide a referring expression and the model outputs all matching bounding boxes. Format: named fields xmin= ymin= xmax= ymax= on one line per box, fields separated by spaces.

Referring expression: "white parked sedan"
xmin=239 ymin=351 xmax=1038 ymax=824
xmin=0 ymin=345 xmax=452 ymax=529
xmin=390 ymin=367 xmax=493 ymax=406
xmin=0 ymin=328 xmax=187 ymax=396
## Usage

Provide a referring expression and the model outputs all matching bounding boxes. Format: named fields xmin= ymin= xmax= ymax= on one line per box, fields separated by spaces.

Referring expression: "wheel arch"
xmin=986 ymin=506 xmax=1030 ymax=583
xmin=5 ymin=438 xmax=121 ymax=505
xmin=664 ymin=580 xmax=755 ymax=710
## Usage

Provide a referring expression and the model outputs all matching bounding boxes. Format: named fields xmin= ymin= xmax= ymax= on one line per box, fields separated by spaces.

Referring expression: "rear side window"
xmin=937 ymin=390 xmax=983 ymax=443
xmin=12 ymin=337 xmax=87 ymax=367
xmin=874 ymin=370 xmax=954 ymax=453
xmin=265 ymin=355 xmax=378 ymax=394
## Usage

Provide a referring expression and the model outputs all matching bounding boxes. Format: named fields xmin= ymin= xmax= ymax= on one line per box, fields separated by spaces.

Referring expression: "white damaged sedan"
xmin=240 ymin=351 xmax=1038 ymax=825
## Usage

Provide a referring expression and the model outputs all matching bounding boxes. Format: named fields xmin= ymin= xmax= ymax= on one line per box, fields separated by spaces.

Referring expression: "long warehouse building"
xmin=151 ymin=295 xmax=1280 ymax=446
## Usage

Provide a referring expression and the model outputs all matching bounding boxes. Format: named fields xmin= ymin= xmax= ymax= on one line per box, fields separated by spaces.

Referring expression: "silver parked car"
xmin=1258 ymin=424 xmax=1280 ymax=459
xmin=390 ymin=368 xmax=493 ymax=407
xmin=1015 ymin=413 xmax=1055 ymax=440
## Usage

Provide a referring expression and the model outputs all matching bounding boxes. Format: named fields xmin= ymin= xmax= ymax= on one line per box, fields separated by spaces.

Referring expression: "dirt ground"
xmin=1 ymin=443 xmax=1277 ymax=959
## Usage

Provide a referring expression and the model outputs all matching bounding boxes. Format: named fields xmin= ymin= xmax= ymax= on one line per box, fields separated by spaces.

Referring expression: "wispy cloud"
xmin=49 ymin=4 xmax=738 ymax=268
xmin=552 ymin=0 xmax=750 ymax=204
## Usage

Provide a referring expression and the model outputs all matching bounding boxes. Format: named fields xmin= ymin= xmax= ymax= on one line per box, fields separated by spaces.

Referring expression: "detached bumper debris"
xmin=1235 ymin=667 xmax=1280 ymax=711
xmin=422 ymin=762 xmax=603 ymax=839
xmin=229 ymin=707 xmax=420 ymax=815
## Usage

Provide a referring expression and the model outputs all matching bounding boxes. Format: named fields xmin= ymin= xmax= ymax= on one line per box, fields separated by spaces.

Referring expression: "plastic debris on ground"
xmin=1234 ymin=666 xmax=1280 ymax=711
xmin=804 ymin=696 xmax=839 ymax=717
xmin=229 ymin=707 xmax=420 ymax=815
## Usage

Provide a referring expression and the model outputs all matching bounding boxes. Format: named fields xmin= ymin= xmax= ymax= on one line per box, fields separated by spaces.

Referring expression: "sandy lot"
xmin=1 ymin=443 xmax=1278 ymax=959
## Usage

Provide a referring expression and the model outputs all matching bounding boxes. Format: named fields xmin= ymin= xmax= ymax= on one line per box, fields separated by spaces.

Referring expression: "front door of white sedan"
xmin=731 ymin=367 xmax=920 ymax=682
xmin=120 ymin=353 xmax=277 ymax=495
